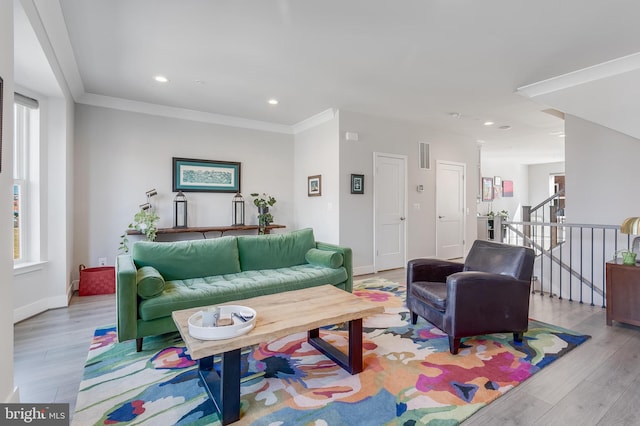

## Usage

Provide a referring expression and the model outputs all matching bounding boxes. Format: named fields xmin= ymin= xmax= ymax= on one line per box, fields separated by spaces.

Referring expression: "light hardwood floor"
xmin=13 ymin=269 xmax=640 ymax=425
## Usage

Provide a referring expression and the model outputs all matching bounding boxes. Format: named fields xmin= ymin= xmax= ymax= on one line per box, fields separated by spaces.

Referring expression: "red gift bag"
xmin=79 ymin=264 xmax=115 ymax=296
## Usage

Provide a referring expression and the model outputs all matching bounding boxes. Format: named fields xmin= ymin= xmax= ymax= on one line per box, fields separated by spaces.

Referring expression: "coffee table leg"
xmin=307 ymin=318 xmax=363 ymax=374
xmin=198 ymin=349 xmax=241 ymax=425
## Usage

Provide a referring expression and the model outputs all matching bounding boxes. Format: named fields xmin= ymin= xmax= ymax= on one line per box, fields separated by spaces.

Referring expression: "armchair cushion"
xmin=410 ymin=282 xmax=447 ymax=311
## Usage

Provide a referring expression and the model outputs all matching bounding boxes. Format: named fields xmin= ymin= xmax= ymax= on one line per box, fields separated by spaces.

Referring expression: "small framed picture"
xmin=493 ymin=176 xmax=502 ymax=186
xmin=308 ymin=175 xmax=322 ymax=196
xmin=482 ymin=177 xmax=494 ymax=201
xmin=351 ymin=174 xmax=364 ymax=194
xmin=503 ymin=180 xmax=514 ymax=197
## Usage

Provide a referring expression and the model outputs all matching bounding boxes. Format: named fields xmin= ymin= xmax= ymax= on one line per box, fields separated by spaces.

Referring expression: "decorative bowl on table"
xmin=188 ymin=305 xmax=256 ymax=340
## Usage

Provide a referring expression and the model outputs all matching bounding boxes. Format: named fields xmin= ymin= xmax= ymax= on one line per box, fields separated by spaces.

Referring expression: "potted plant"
xmin=118 ymin=209 xmax=160 ymax=253
xmin=615 ymin=249 xmax=637 ymax=265
xmin=250 ymin=193 xmax=276 ymax=234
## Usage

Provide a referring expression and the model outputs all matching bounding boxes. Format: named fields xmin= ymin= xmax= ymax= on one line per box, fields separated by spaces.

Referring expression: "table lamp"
xmin=620 ymin=217 xmax=640 ymax=264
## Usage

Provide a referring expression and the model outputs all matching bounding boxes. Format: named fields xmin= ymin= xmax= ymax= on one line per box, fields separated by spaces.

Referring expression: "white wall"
xmin=12 ymin=93 xmax=74 ymax=322
xmin=293 ymin=114 xmax=340 ymax=244
xmin=527 ymin=161 xmax=565 ymax=213
xmin=338 ymin=111 xmax=478 ymax=273
xmin=0 ymin=0 xmax=16 ymax=403
xmin=12 ymin=0 xmax=75 ymax=322
xmin=480 ymin=157 xmax=530 ymax=221
xmin=73 ymin=104 xmax=295 ymax=272
xmin=566 ymin=115 xmax=640 ymax=225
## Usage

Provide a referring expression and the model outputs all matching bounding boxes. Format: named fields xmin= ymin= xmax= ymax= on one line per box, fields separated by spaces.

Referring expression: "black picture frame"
xmin=172 ymin=157 xmax=241 ymax=193
xmin=351 ymin=174 xmax=364 ymax=194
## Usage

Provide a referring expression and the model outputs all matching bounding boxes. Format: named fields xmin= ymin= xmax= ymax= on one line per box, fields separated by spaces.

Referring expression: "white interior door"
xmin=436 ymin=161 xmax=465 ymax=259
xmin=374 ymin=153 xmax=407 ymax=271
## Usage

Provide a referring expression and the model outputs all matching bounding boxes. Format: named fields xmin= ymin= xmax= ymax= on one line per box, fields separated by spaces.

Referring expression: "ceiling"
xmin=14 ymin=0 xmax=640 ymax=164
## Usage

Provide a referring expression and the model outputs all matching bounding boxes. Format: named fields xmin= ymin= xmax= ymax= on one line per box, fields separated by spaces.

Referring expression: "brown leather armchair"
xmin=407 ymin=240 xmax=535 ymax=354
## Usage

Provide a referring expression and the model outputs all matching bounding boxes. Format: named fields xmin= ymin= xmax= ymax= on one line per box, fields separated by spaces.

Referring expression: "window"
xmin=13 ymin=93 xmax=39 ymax=263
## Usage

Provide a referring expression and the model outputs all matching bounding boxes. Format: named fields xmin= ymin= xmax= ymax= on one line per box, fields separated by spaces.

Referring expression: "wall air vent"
xmin=418 ymin=141 xmax=430 ymax=170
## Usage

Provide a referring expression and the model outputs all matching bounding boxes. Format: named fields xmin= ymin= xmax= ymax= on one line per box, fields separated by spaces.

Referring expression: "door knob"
xmin=400 ymin=217 xmax=406 ymax=221
xmin=439 ymin=215 xmax=444 ymax=219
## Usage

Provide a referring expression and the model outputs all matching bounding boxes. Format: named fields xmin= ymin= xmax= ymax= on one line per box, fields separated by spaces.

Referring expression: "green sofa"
xmin=116 ymin=228 xmax=352 ymax=351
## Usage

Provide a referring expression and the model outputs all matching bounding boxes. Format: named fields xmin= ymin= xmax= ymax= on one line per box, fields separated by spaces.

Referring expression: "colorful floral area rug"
xmin=73 ymin=278 xmax=590 ymax=425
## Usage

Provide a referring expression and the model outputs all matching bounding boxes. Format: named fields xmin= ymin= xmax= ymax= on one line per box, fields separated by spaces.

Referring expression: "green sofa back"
xmin=237 ymin=228 xmax=316 ymax=271
xmin=132 ymin=236 xmax=241 ymax=280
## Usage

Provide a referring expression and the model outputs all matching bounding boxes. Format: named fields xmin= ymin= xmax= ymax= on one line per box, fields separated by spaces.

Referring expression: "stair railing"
xmin=502 ymin=220 xmax=630 ymax=307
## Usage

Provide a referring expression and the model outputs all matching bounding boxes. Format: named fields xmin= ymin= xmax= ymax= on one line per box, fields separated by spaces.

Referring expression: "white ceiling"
xmin=14 ymin=0 xmax=640 ymax=164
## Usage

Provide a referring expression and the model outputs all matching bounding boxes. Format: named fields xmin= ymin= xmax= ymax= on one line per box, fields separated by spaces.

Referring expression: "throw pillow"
xmin=136 ymin=266 xmax=165 ymax=299
xmin=305 ymin=248 xmax=343 ymax=269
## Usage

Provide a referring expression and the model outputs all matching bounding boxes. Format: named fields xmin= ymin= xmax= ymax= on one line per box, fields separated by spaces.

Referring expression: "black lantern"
xmin=174 ymin=191 xmax=188 ymax=228
xmin=232 ymin=192 xmax=245 ymax=226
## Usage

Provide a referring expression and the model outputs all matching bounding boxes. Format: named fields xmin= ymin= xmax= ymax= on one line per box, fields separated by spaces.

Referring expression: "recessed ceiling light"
xmin=499 ymin=125 xmax=512 ymax=130
xmin=195 ymin=79 xmax=206 ymax=85
xmin=268 ymin=98 xmax=279 ymax=105
xmin=483 ymin=121 xmax=494 ymax=126
xmin=449 ymin=112 xmax=461 ymax=118
xmin=154 ymin=75 xmax=169 ymax=83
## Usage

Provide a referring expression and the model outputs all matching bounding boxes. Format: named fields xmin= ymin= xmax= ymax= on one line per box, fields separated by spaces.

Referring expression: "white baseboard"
xmin=14 ymin=299 xmax=49 ymax=323
xmin=13 ymin=294 xmax=70 ymax=324
xmin=353 ymin=265 xmax=375 ymax=276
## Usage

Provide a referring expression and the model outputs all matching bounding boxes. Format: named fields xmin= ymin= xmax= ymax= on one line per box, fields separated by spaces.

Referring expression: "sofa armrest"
xmin=116 ymin=254 xmax=139 ymax=342
xmin=315 ymin=241 xmax=353 ymax=292
xmin=407 ymin=258 xmax=464 ymax=285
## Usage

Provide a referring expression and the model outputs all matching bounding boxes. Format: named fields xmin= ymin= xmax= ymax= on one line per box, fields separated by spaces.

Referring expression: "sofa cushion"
xmin=136 ymin=266 xmax=165 ymax=299
xmin=132 ymin=236 xmax=241 ymax=281
xmin=138 ymin=264 xmax=348 ymax=321
xmin=410 ymin=281 xmax=447 ymax=312
xmin=237 ymin=228 xmax=316 ymax=271
xmin=305 ymin=248 xmax=343 ymax=269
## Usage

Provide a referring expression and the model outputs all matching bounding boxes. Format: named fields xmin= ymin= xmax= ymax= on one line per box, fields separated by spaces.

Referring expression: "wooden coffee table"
xmin=172 ymin=284 xmax=384 ymax=425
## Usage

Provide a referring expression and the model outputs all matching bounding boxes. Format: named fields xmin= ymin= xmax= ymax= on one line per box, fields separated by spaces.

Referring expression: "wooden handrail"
xmin=530 ymin=189 xmax=564 ymax=213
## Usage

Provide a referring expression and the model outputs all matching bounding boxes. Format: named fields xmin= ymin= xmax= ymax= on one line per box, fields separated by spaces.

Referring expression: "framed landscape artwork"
xmin=172 ymin=157 xmax=241 ymax=193
xmin=351 ymin=174 xmax=364 ymax=194
xmin=308 ymin=175 xmax=322 ymax=196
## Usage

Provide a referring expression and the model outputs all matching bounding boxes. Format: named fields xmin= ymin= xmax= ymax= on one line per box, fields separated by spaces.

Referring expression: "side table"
xmin=605 ymin=260 xmax=640 ymax=326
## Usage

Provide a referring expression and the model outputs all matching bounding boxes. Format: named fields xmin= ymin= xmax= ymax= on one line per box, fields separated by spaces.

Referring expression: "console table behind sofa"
xmin=127 ymin=224 xmax=286 ymax=239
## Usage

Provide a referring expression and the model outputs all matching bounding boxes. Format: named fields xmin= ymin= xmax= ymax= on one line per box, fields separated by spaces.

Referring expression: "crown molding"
xmin=78 ymin=93 xmax=296 ymax=134
xmin=291 ymin=108 xmax=337 ymax=134
xmin=80 ymin=93 xmax=338 ymax=135
xmin=517 ymin=52 xmax=640 ymax=98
